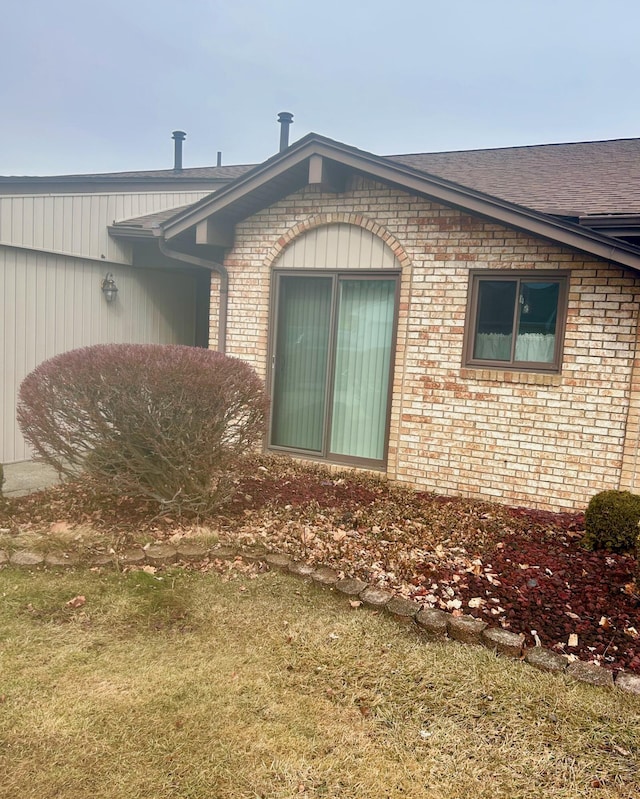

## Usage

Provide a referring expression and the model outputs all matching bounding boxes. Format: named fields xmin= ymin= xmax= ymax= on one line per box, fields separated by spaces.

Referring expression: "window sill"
xmin=459 ymin=367 xmax=562 ymax=386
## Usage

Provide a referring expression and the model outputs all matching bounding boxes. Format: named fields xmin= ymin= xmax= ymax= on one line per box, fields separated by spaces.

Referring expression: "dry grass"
xmin=1 ymin=566 xmax=639 ymax=799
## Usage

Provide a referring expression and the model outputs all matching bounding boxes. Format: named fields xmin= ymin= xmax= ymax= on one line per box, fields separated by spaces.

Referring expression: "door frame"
xmin=266 ymin=268 xmax=400 ymax=469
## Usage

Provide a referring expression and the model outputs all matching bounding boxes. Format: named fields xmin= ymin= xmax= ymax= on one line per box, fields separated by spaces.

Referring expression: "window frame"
xmin=463 ymin=270 xmax=569 ymax=373
xmin=267 ymin=269 xmax=400 ymax=469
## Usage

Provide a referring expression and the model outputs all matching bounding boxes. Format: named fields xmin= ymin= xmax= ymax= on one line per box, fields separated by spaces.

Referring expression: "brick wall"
xmin=212 ymin=176 xmax=640 ymax=511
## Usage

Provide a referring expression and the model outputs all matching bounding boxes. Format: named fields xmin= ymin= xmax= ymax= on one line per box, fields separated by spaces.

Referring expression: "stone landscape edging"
xmin=1 ymin=543 xmax=639 ymax=697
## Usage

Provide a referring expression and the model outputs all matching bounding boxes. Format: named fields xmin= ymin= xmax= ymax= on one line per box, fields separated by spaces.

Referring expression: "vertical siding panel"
xmin=43 ymin=195 xmax=54 ymax=251
xmin=2 ymin=250 xmax=15 ymax=457
xmin=61 ymin=196 xmax=72 ymax=253
xmin=14 ymin=254 xmax=25 ymax=453
xmin=0 ymin=191 xmax=211 ymax=262
xmin=5 ymin=197 xmax=12 ymax=240
xmin=339 ymin=224 xmax=349 ymax=268
xmin=279 ymin=224 xmax=403 ymax=272
xmin=70 ymin=195 xmax=83 ymax=255
xmin=0 ymin=200 xmax=5 ymax=240
xmin=1 ymin=251 xmax=7 ymax=455
xmin=2 ymin=244 xmax=200 ymax=461
xmin=53 ymin=197 xmax=64 ymax=251
xmin=93 ymin=196 xmax=105 ymax=259
xmin=1 ymin=185 xmax=212 ymax=462
xmin=24 ymin=250 xmax=36 ymax=370
xmin=11 ymin=196 xmax=22 ymax=243
xmin=31 ymin=196 xmax=44 ymax=249
xmin=314 ymin=227 xmax=328 ymax=268
xmin=282 ymin=225 xmax=398 ymax=271
xmin=359 ymin=226 xmax=374 ymax=269
xmin=346 ymin=225 xmax=362 ymax=268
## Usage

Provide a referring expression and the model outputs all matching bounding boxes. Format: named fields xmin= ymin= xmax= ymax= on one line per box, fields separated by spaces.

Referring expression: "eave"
xmin=579 ymin=214 xmax=640 ymax=241
xmin=108 ymin=224 xmax=156 ymax=240
xmin=149 ymin=134 xmax=640 ymax=273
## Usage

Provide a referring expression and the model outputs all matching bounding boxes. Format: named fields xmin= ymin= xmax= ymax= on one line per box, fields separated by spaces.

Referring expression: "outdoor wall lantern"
xmin=101 ymin=273 xmax=118 ymax=302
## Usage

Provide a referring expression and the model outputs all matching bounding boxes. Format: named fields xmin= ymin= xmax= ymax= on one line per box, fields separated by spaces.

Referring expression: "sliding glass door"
xmin=270 ymin=273 xmax=396 ymax=464
xmin=271 ymin=276 xmax=332 ymax=451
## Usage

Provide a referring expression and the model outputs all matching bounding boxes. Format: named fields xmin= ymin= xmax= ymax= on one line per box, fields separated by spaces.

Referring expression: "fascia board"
xmin=162 ymin=137 xmax=640 ymax=273
xmin=162 ymin=146 xmax=314 ymax=239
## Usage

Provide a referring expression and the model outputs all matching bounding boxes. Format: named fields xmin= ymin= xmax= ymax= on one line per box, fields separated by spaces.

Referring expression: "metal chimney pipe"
xmin=277 ymin=112 xmax=293 ymax=152
xmin=172 ymin=130 xmax=186 ymax=170
xmin=216 ymin=151 xmax=222 ymax=167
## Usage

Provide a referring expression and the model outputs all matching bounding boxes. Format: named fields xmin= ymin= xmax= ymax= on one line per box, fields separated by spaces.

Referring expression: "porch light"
xmin=101 ymin=273 xmax=118 ymax=302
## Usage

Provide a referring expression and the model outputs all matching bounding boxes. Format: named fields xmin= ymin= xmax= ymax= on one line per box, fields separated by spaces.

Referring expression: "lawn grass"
xmin=1 ymin=565 xmax=639 ymax=798
xmin=2 ymin=456 xmax=638 ymax=670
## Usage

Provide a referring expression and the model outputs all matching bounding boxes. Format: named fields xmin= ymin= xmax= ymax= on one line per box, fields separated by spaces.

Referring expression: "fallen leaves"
xmin=65 ymin=595 xmax=86 ymax=609
xmin=300 ymin=527 xmax=316 ymax=545
xmin=49 ymin=521 xmax=72 ymax=534
xmin=2 ymin=455 xmax=638 ymax=673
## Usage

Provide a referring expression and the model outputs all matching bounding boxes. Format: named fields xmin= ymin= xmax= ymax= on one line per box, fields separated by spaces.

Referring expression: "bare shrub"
xmin=17 ymin=344 xmax=268 ymax=514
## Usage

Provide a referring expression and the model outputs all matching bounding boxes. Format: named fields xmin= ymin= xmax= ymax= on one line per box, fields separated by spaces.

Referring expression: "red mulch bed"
xmin=414 ymin=525 xmax=639 ymax=673
xmin=1 ymin=458 xmax=638 ymax=673
xmin=233 ymin=467 xmax=640 ymax=674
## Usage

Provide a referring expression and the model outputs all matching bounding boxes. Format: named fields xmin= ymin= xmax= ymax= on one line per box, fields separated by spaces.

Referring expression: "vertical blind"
xmin=271 ymin=276 xmax=332 ymax=451
xmin=330 ymin=280 xmax=395 ymax=460
xmin=271 ymin=275 xmax=395 ymax=462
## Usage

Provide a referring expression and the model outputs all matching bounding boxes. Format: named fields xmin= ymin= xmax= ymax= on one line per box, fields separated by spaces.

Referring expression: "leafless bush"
xmin=17 ymin=344 xmax=268 ymax=514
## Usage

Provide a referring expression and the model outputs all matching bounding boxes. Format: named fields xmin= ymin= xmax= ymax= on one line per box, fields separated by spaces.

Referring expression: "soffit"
xmin=154 ymin=135 xmax=640 ymax=273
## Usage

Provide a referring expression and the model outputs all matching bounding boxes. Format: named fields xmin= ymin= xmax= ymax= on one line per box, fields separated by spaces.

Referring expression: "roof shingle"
xmin=386 ymin=138 xmax=640 ymax=216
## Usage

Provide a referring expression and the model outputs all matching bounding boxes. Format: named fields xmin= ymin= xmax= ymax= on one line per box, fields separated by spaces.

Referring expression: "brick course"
xmin=211 ymin=176 xmax=640 ymax=511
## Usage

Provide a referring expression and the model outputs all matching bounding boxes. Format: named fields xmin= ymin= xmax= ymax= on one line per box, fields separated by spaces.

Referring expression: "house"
xmin=0 ymin=133 xmax=253 ymax=462
xmin=112 ymin=125 xmax=640 ymax=512
xmin=5 ymin=117 xmax=640 ymax=512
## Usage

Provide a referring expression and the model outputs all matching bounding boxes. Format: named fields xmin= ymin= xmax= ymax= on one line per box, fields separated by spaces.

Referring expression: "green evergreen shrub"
xmin=17 ymin=344 xmax=268 ymax=514
xmin=583 ymin=490 xmax=640 ymax=552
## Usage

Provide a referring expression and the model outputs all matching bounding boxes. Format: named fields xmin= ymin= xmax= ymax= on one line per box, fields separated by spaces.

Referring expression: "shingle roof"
xmin=0 ymin=164 xmax=255 ymax=183
xmin=113 ymin=204 xmax=194 ymax=231
xmin=71 ymin=164 xmax=255 ymax=180
xmin=7 ymin=137 xmax=640 ymax=218
xmin=109 ymin=136 xmax=640 ymax=238
xmin=386 ymin=138 xmax=640 ymax=217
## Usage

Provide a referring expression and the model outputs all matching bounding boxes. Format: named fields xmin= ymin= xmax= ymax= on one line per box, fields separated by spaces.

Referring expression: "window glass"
xmin=467 ymin=274 xmax=566 ymax=371
xmin=514 ymin=281 xmax=559 ymax=364
xmin=473 ymin=280 xmax=517 ymax=361
xmin=271 ymin=274 xmax=396 ymax=464
xmin=330 ymin=279 xmax=395 ymax=460
xmin=271 ymin=276 xmax=332 ymax=451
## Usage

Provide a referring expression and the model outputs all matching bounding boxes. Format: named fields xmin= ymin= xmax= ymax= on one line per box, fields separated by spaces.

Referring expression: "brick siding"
xmin=211 ymin=176 xmax=640 ymax=511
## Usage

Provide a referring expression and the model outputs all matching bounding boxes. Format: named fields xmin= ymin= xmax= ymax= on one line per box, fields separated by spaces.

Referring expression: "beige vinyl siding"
xmin=1 ymin=246 xmax=198 ymax=463
xmin=0 ymin=191 xmax=210 ymax=264
xmin=275 ymin=223 xmax=400 ymax=270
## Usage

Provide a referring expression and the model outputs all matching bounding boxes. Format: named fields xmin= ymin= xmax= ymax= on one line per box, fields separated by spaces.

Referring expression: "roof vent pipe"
xmin=216 ymin=151 xmax=222 ymax=167
xmin=277 ymin=112 xmax=293 ymax=152
xmin=172 ymin=130 xmax=186 ymax=170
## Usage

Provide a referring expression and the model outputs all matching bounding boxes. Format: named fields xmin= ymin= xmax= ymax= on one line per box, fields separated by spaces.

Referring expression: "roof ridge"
xmin=0 ymin=163 xmax=256 ymax=180
xmin=385 ymin=137 xmax=640 ymax=158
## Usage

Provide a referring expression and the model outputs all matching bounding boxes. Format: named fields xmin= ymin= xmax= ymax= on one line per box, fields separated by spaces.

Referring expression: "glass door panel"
xmin=271 ymin=276 xmax=332 ymax=451
xmin=329 ymin=279 xmax=395 ymax=460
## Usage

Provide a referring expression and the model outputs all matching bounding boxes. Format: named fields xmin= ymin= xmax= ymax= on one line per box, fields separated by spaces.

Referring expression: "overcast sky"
xmin=2 ymin=0 xmax=639 ymax=175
